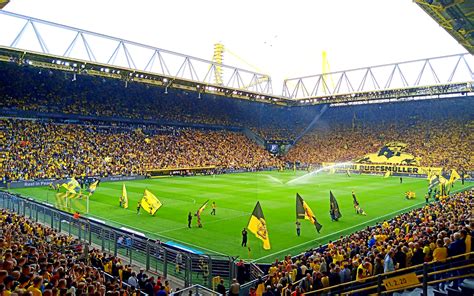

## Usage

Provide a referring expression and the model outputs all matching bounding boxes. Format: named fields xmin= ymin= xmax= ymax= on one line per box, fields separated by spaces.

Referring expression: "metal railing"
xmin=300 ymin=253 xmax=474 ymax=296
xmin=0 ymin=10 xmax=273 ymax=95
xmin=283 ymin=53 xmax=474 ymax=99
xmin=169 ymin=284 xmax=222 ymax=296
xmin=0 ymin=191 xmax=235 ymax=290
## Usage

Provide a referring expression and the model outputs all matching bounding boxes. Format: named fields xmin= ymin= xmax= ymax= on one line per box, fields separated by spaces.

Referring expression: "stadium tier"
xmin=0 ymin=119 xmax=283 ymax=181
xmin=0 ymin=62 xmax=321 ymax=142
xmin=285 ymin=97 xmax=473 ymax=171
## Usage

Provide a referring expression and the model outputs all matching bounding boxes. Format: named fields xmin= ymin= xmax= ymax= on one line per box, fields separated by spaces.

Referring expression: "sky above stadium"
xmin=3 ymin=0 xmax=466 ymax=94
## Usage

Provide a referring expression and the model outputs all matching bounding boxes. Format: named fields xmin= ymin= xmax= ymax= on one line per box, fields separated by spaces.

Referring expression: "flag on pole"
xmin=383 ymin=171 xmax=391 ymax=178
xmin=247 ymin=202 xmax=271 ymax=250
xmin=87 ymin=180 xmax=99 ymax=194
xmin=196 ymin=200 xmax=209 ymax=216
xmin=120 ymin=183 xmax=129 ymax=209
xmin=330 ymin=191 xmax=342 ymax=220
xmin=140 ymin=189 xmax=162 ymax=215
xmin=296 ymin=193 xmax=322 ymax=233
xmin=61 ymin=177 xmax=81 ymax=194
xmin=426 ymin=169 xmax=434 ymax=181
xmin=352 ymin=191 xmax=359 ymax=207
xmin=439 ymin=174 xmax=449 ymax=195
xmin=428 ymin=174 xmax=440 ymax=191
xmin=449 ymin=169 xmax=461 ymax=185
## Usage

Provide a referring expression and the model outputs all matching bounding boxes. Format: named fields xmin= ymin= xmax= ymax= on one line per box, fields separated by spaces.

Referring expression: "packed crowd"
xmin=1 ymin=62 xmax=473 ymax=176
xmin=0 ymin=63 xmax=317 ymax=141
xmin=249 ymin=189 xmax=472 ymax=295
xmin=285 ymin=119 xmax=473 ymax=171
xmin=0 ymin=119 xmax=283 ymax=181
xmin=0 ymin=207 xmax=176 ymax=296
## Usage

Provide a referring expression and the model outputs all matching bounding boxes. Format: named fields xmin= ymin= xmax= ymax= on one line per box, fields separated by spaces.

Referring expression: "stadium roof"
xmin=415 ymin=0 xmax=474 ymax=54
xmin=0 ymin=7 xmax=472 ymax=106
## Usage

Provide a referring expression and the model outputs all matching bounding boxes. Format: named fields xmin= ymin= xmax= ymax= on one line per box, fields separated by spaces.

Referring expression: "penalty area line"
xmin=252 ymin=200 xmax=426 ymax=263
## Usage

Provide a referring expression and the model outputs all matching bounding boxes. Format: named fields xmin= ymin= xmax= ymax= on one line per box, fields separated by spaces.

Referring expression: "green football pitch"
xmin=7 ymin=171 xmax=472 ymax=262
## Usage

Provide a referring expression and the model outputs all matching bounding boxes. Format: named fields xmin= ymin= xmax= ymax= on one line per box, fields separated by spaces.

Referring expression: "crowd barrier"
xmin=0 ymin=191 xmax=237 ymax=290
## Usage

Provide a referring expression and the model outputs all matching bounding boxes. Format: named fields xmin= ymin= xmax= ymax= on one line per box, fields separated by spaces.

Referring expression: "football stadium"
xmin=0 ymin=0 xmax=473 ymax=295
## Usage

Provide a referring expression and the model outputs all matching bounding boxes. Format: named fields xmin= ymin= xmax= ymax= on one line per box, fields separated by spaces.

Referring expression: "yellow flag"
xmin=121 ymin=183 xmax=128 ymax=209
xmin=384 ymin=171 xmax=391 ymax=178
xmin=196 ymin=200 xmax=209 ymax=216
xmin=141 ymin=189 xmax=162 ymax=215
xmin=61 ymin=177 xmax=81 ymax=194
xmin=247 ymin=202 xmax=271 ymax=250
xmin=449 ymin=169 xmax=461 ymax=185
xmin=88 ymin=180 xmax=99 ymax=194
xmin=439 ymin=174 xmax=448 ymax=185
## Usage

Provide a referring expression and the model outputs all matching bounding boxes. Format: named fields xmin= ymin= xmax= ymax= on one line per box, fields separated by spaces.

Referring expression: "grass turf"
xmin=7 ymin=171 xmax=472 ymax=262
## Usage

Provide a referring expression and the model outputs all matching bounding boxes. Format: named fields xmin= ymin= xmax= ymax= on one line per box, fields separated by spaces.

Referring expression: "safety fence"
xmin=0 ymin=191 xmax=237 ymax=290
xmin=299 ymin=252 xmax=473 ymax=295
xmin=169 ymin=284 xmax=222 ymax=296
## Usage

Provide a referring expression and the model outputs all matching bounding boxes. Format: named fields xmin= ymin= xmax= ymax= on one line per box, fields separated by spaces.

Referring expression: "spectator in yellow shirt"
xmin=432 ymin=239 xmax=448 ymax=262
xmin=26 ymin=277 xmax=42 ymax=296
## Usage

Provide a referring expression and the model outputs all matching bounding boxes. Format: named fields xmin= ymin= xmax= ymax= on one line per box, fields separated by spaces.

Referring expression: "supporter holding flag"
xmin=352 ymin=191 xmax=367 ymax=215
xmin=140 ymin=189 xmax=162 ymax=215
xmin=87 ymin=180 xmax=99 ymax=195
xmin=61 ymin=177 xmax=81 ymax=194
xmin=247 ymin=202 xmax=271 ymax=250
xmin=296 ymin=193 xmax=322 ymax=233
xmin=330 ymin=191 xmax=342 ymax=221
xmin=120 ymin=183 xmax=129 ymax=209
xmin=352 ymin=191 xmax=359 ymax=211
xmin=195 ymin=200 xmax=209 ymax=228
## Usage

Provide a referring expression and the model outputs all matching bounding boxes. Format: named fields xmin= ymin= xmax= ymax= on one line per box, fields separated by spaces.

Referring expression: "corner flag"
xmin=296 ymin=193 xmax=322 ymax=233
xmin=141 ymin=189 xmax=162 ymax=215
xmin=247 ymin=202 xmax=271 ymax=250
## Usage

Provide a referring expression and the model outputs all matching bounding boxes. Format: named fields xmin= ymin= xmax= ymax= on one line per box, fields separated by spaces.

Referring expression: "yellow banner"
xmin=383 ymin=273 xmax=420 ymax=291
xmin=322 ymin=162 xmax=442 ymax=176
xmin=355 ymin=142 xmax=420 ymax=166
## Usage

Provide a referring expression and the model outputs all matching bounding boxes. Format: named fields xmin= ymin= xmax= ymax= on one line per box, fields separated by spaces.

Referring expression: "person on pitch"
xmin=188 ymin=212 xmax=192 ymax=228
xmin=296 ymin=220 xmax=301 ymax=236
xmin=210 ymin=201 xmax=216 ymax=215
xmin=241 ymin=228 xmax=248 ymax=247
xmin=136 ymin=201 xmax=141 ymax=215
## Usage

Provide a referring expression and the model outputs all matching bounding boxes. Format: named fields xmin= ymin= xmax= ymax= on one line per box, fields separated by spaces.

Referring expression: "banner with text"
xmin=322 ymin=162 xmax=442 ymax=176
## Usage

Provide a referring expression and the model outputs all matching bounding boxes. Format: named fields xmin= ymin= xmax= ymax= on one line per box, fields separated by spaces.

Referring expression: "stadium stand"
xmin=245 ymin=189 xmax=473 ymax=295
xmin=0 ymin=207 xmax=154 ymax=295
xmin=285 ymin=98 xmax=473 ymax=172
xmin=0 ymin=119 xmax=283 ymax=181
xmin=0 ymin=62 xmax=473 ymax=178
xmin=0 ymin=62 xmax=320 ymax=142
